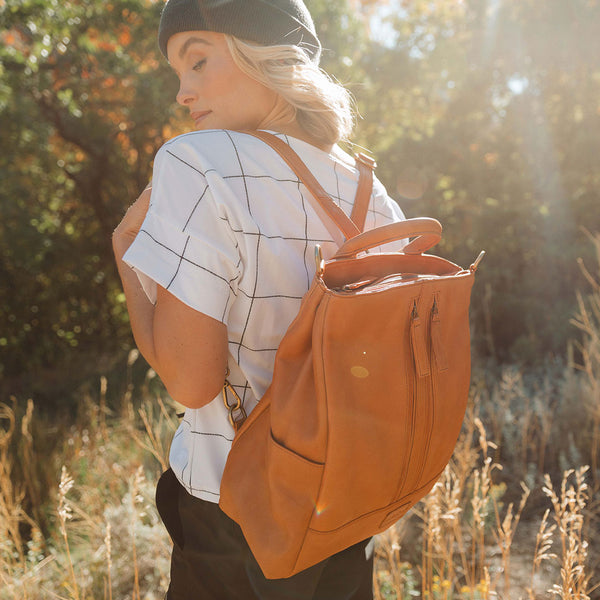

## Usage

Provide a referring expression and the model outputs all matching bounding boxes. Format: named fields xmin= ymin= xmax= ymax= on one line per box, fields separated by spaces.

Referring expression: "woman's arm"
xmin=112 ymin=188 xmax=228 ymax=409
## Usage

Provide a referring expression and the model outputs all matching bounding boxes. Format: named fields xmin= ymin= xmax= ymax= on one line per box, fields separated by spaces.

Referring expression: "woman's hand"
xmin=111 ymin=183 xmax=228 ymax=408
xmin=113 ymin=185 xmax=152 ymax=258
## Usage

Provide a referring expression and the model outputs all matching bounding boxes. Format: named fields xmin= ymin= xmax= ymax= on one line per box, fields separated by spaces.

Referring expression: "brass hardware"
xmin=315 ymin=245 xmax=324 ymax=278
xmin=470 ymin=251 xmax=486 ymax=273
xmin=222 ymin=367 xmax=247 ymax=431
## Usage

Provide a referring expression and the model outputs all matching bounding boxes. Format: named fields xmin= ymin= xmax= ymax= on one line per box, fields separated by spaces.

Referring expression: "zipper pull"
xmin=430 ymin=296 xmax=449 ymax=371
xmin=410 ymin=300 xmax=430 ymax=378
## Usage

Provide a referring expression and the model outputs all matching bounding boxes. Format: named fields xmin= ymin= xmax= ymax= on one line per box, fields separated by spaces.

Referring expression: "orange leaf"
xmin=119 ymin=29 xmax=131 ymax=46
xmin=98 ymin=41 xmax=116 ymax=52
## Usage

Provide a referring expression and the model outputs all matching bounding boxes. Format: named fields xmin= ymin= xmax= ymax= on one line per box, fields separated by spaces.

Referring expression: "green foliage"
xmin=1 ymin=0 xmax=600 ymax=406
xmin=0 ymin=0 xmax=182 ymax=401
xmin=350 ymin=0 xmax=600 ymax=363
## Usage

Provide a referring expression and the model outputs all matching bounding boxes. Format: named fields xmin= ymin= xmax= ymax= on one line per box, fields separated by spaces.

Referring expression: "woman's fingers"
xmin=114 ymin=186 xmax=152 ymax=241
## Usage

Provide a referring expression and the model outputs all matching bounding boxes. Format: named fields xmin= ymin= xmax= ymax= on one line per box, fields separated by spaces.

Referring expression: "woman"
xmin=112 ymin=0 xmax=405 ymax=597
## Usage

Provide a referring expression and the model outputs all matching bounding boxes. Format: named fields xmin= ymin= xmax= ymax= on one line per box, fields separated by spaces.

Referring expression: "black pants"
xmin=156 ymin=468 xmax=374 ymax=600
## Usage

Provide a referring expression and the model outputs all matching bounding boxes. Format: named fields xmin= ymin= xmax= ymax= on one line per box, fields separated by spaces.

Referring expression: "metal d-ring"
xmin=470 ymin=250 xmax=486 ymax=273
xmin=222 ymin=367 xmax=247 ymax=432
xmin=315 ymin=245 xmax=324 ymax=278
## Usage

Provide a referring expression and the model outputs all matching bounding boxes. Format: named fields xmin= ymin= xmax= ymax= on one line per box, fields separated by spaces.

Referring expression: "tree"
xmin=351 ymin=0 xmax=600 ymax=362
xmin=0 ymin=0 xmax=183 ymax=401
xmin=0 ymin=0 xmax=370 ymax=404
xmin=2 ymin=0 xmax=599 ymax=407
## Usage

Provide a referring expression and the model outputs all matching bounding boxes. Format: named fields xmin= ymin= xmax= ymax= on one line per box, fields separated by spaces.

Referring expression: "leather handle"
xmin=243 ymin=131 xmax=361 ymax=242
xmin=333 ymin=218 xmax=442 ymax=259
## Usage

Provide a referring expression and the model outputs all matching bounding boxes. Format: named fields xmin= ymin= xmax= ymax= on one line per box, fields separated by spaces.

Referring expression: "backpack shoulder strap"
xmin=243 ymin=130 xmax=371 ymax=244
xmin=350 ymin=153 xmax=376 ymax=233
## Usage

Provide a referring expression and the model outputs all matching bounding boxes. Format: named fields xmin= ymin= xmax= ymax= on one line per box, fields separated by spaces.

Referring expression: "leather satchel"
xmin=219 ymin=131 xmax=483 ymax=579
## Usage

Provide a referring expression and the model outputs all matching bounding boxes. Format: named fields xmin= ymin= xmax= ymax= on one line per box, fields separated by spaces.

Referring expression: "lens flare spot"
xmin=315 ymin=502 xmax=327 ymax=516
xmin=351 ymin=366 xmax=369 ymax=378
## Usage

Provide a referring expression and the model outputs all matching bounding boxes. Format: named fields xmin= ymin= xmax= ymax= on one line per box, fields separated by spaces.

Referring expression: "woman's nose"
xmin=176 ymin=79 xmax=196 ymax=106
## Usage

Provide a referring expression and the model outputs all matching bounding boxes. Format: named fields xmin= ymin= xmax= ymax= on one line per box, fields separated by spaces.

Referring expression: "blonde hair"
xmin=224 ymin=35 xmax=355 ymax=146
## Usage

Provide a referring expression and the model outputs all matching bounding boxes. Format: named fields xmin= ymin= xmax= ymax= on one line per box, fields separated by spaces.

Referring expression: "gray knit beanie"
xmin=158 ymin=0 xmax=321 ymax=63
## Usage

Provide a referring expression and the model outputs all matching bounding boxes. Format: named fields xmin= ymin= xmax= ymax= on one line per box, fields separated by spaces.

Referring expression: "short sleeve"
xmin=123 ymin=142 xmax=241 ymax=325
xmin=373 ymin=175 xmax=406 ymax=222
xmin=369 ymin=175 xmax=407 ymax=252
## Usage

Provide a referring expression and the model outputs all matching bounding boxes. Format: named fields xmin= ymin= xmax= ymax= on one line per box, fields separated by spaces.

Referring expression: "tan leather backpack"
xmin=219 ymin=131 xmax=483 ymax=579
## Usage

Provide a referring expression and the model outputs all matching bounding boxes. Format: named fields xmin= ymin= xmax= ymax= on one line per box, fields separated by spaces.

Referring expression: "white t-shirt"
xmin=124 ymin=129 xmax=405 ymax=502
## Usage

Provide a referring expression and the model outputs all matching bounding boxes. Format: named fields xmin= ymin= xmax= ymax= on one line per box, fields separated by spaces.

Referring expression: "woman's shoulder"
xmin=157 ymin=129 xmax=313 ymax=174
xmin=158 ymin=129 xmax=352 ymax=186
xmin=159 ymin=129 xmax=250 ymax=159
xmin=161 ymin=129 xmax=315 ymax=156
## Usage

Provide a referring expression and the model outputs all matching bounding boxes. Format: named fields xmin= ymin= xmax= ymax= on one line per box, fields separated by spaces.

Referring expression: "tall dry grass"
xmin=374 ymin=398 xmax=596 ymax=599
xmin=0 ymin=352 xmax=176 ymax=599
xmin=572 ymin=231 xmax=600 ymax=489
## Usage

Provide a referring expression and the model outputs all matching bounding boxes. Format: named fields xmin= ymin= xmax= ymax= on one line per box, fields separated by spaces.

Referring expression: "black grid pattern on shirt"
xmin=140 ymin=128 xmax=404 ymax=376
xmin=137 ymin=130 xmax=402 ymax=496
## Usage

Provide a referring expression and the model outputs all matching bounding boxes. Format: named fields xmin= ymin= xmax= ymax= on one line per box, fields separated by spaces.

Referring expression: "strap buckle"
xmin=222 ymin=368 xmax=247 ymax=432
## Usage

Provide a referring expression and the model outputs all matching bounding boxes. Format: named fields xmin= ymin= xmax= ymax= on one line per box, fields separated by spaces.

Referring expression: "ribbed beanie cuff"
xmin=158 ymin=0 xmax=321 ymax=63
